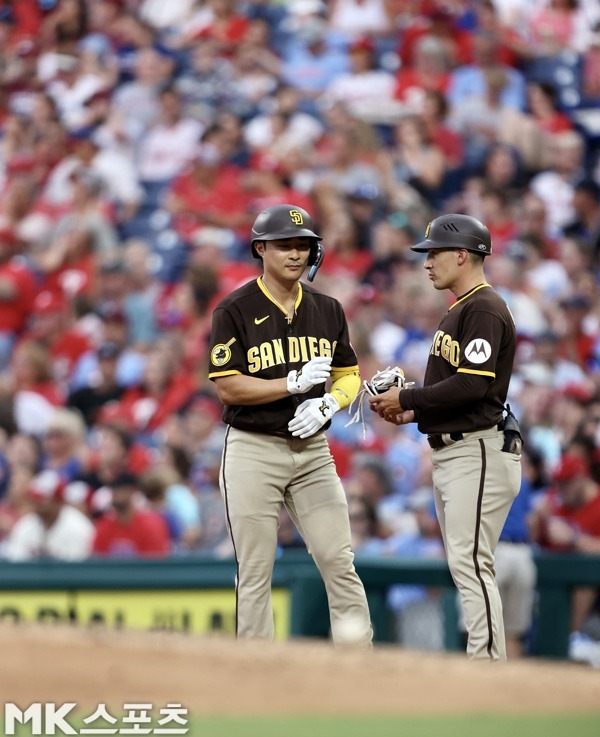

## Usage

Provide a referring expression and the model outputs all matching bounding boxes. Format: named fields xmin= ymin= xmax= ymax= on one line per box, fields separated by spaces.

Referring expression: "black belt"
xmin=427 ymin=432 xmax=464 ymax=450
xmin=427 ymin=422 xmax=504 ymax=450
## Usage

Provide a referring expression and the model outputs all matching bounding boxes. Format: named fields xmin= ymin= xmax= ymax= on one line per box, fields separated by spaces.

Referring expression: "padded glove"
xmin=288 ymin=393 xmax=339 ymax=438
xmin=287 ymin=356 xmax=332 ymax=395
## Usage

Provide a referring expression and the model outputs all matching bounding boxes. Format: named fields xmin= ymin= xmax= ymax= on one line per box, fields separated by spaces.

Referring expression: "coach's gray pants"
xmin=220 ymin=427 xmax=373 ymax=648
xmin=431 ymin=427 xmax=522 ymax=661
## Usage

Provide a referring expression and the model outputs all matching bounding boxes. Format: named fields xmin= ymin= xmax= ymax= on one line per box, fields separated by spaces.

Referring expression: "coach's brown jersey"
xmin=400 ymin=283 xmax=516 ymax=434
xmin=208 ymin=277 xmax=359 ymax=434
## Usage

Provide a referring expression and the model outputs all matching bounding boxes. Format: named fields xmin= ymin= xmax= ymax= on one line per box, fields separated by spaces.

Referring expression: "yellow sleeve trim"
xmin=331 ymin=364 xmax=359 ymax=375
xmin=330 ymin=368 xmax=361 ymax=409
xmin=209 ymin=370 xmax=242 ymax=380
xmin=457 ymin=368 xmax=495 ymax=378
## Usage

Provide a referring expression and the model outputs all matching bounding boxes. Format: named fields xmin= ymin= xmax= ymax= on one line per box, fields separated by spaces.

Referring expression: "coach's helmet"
xmin=411 ymin=213 xmax=492 ymax=256
xmin=251 ymin=204 xmax=323 ymax=266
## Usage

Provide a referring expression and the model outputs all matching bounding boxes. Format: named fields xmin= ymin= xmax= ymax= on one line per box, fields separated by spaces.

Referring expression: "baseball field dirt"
xmin=0 ymin=623 xmax=598 ymax=717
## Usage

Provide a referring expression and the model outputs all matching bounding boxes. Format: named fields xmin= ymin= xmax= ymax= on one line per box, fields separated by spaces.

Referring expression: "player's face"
xmin=260 ymin=237 xmax=312 ymax=283
xmin=423 ymin=248 xmax=460 ymax=290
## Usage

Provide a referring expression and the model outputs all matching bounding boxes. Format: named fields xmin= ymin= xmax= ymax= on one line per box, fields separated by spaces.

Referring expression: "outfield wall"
xmin=0 ymin=551 xmax=598 ymax=658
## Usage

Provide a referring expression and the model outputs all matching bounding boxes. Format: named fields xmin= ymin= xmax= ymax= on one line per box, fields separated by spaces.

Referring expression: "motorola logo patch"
xmin=465 ymin=338 xmax=492 ymax=363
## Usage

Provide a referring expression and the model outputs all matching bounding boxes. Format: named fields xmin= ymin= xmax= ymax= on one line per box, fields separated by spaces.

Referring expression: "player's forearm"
xmin=400 ymin=373 xmax=490 ymax=412
xmin=214 ymin=374 xmax=291 ymax=406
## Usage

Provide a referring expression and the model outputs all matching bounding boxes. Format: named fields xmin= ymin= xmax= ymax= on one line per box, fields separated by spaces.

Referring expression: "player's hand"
xmin=288 ymin=393 xmax=339 ymax=438
xmin=368 ymin=386 xmax=403 ymax=418
xmin=382 ymin=410 xmax=415 ymax=426
xmin=287 ymin=356 xmax=332 ymax=395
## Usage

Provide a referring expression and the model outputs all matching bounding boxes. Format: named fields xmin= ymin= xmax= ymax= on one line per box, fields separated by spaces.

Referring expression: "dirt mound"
xmin=1 ymin=624 xmax=598 ymax=716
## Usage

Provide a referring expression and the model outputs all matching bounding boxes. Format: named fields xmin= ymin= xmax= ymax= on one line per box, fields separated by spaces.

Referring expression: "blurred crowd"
xmin=0 ymin=0 xmax=599 ymax=658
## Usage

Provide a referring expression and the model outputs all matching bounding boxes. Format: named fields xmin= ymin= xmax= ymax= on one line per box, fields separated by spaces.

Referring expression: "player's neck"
xmin=450 ymin=269 xmax=487 ymax=299
xmin=260 ymin=274 xmax=299 ymax=304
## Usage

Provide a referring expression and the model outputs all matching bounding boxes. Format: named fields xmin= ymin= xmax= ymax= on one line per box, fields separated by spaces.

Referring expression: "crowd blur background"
xmin=0 ymin=0 xmax=599 ymax=660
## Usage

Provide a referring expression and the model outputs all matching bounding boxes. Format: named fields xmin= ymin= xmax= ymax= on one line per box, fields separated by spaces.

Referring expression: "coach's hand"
xmin=287 ymin=356 xmax=332 ymax=395
xmin=288 ymin=393 xmax=339 ymax=438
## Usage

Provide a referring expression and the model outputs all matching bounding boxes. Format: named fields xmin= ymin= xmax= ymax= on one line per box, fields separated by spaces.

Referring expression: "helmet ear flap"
xmin=307 ymin=242 xmax=324 ymax=281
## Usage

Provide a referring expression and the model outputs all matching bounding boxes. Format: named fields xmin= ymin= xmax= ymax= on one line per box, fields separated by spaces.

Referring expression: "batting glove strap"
xmin=287 ymin=355 xmax=332 ymax=394
xmin=288 ymin=393 xmax=339 ymax=438
xmin=346 ymin=366 xmax=413 ymax=437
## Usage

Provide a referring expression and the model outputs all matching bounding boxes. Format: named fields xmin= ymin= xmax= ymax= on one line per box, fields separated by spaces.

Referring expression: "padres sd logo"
xmin=290 ymin=209 xmax=304 ymax=226
xmin=211 ymin=338 xmax=236 ymax=366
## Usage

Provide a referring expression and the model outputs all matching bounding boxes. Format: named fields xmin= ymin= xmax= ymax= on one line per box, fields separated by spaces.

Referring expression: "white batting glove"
xmin=288 ymin=393 xmax=339 ymax=438
xmin=287 ymin=356 xmax=332 ymax=395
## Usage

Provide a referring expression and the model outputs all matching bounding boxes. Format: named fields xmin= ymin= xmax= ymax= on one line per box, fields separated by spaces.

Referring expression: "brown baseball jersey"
xmin=208 ymin=277 xmax=359 ymax=434
xmin=400 ymin=283 xmax=516 ymax=434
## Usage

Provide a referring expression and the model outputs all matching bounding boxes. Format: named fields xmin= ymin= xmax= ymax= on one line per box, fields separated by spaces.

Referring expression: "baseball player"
xmin=208 ymin=204 xmax=373 ymax=647
xmin=369 ymin=214 xmax=522 ymax=661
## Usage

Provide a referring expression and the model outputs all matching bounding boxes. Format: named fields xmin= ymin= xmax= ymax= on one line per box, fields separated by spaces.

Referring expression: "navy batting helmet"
xmin=411 ymin=214 xmax=492 ymax=256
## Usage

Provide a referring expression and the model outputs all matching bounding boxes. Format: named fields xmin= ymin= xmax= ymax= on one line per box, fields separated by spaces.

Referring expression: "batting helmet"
xmin=251 ymin=204 xmax=322 ymax=260
xmin=411 ymin=214 xmax=492 ymax=256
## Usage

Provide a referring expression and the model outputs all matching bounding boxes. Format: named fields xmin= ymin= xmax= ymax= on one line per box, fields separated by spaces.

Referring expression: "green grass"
xmin=7 ymin=712 xmax=600 ymax=737
xmin=188 ymin=713 xmax=600 ymax=737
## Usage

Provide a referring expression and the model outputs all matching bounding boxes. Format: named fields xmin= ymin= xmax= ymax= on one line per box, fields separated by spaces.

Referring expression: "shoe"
xmin=568 ymin=631 xmax=600 ymax=668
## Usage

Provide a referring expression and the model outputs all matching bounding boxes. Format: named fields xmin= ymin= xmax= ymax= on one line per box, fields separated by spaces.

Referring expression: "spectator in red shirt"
xmin=92 ymin=471 xmax=170 ymax=557
xmin=33 ymin=226 xmax=97 ymax=300
xmin=164 ymin=134 xmax=251 ymax=253
xmin=26 ymin=290 xmax=95 ymax=389
xmin=528 ymin=452 xmax=600 ymax=637
xmin=189 ymin=0 xmax=250 ymax=56
xmin=117 ymin=344 xmax=198 ymax=438
xmin=394 ymin=34 xmax=451 ymax=112
xmin=0 ymin=227 xmax=36 ymax=369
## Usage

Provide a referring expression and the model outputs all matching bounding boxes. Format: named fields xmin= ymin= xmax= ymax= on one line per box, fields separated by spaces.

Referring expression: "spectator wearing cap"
xmin=95 ymin=252 xmax=159 ymax=353
xmin=92 ymin=471 xmax=170 ymax=557
xmin=137 ymin=84 xmax=204 ymax=185
xmin=70 ymin=295 xmax=146 ymax=391
xmin=319 ymin=36 xmax=396 ymax=123
xmin=0 ymin=226 xmax=36 ymax=369
xmin=553 ymin=293 xmax=597 ymax=371
xmin=26 ymin=289 xmax=95 ymax=389
xmin=528 ymin=329 xmax=589 ymax=390
xmin=279 ymin=4 xmax=350 ymax=113
xmin=3 ymin=469 xmax=95 ymax=561
xmin=528 ymin=130 xmax=587 ymax=238
xmin=562 ymin=179 xmax=600 ymax=261
xmin=67 ymin=341 xmax=125 ymax=426
xmin=528 ymin=451 xmax=600 ymax=659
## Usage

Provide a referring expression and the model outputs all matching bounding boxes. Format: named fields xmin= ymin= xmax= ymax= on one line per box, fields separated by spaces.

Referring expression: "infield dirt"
xmin=0 ymin=624 xmax=599 ymax=716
